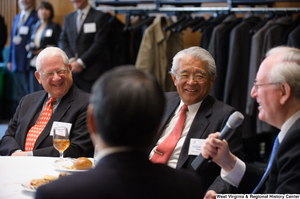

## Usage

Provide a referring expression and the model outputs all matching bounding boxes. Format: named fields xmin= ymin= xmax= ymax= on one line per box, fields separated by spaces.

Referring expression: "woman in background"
xmin=26 ymin=1 xmax=61 ymax=92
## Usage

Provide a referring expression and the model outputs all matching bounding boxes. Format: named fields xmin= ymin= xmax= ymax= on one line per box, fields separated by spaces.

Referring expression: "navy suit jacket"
xmin=0 ymin=84 xmax=94 ymax=157
xmin=59 ymin=7 xmax=112 ymax=82
xmin=36 ymin=151 xmax=203 ymax=199
xmin=152 ymin=92 xmax=244 ymax=196
xmin=238 ymin=117 xmax=300 ymax=193
xmin=210 ymin=117 xmax=300 ymax=194
xmin=9 ymin=10 xmax=38 ymax=72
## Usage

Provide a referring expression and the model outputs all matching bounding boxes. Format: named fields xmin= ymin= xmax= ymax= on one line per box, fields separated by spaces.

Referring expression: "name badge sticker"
xmin=45 ymin=29 xmax=53 ymax=37
xmin=50 ymin=121 xmax=72 ymax=136
xmin=83 ymin=23 xmax=96 ymax=33
xmin=19 ymin=26 xmax=29 ymax=35
xmin=188 ymin=138 xmax=206 ymax=156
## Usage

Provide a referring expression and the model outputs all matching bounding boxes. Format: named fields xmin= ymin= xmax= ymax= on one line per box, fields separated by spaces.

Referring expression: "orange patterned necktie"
xmin=25 ymin=97 xmax=56 ymax=152
xmin=151 ymin=104 xmax=188 ymax=164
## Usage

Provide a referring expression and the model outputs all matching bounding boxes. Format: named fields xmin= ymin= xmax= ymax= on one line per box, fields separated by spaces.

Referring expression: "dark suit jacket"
xmin=152 ymin=92 xmax=244 ymax=196
xmin=9 ymin=10 xmax=38 ymax=72
xmin=29 ymin=21 xmax=61 ymax=50
xmin=0 ymin=84 xmax=94 ymax=157
xmin=35 ymin=151 xmax=203 ymax=199
xmin=238 ymin=117 xmax=300 ymax=193
xmin=210 ymin=117 xmax=300 ymax=194
xmin=59 ymin=7 xmax=112 ymax=82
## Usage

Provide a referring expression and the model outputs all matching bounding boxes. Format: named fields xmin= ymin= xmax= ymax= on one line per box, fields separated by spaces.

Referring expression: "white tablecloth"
xmin=0 ymin=156 xmax=61 ymax=199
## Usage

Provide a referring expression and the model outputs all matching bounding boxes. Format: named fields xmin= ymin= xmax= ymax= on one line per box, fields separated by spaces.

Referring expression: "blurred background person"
xmin=7 ymin=0 xmax=38 ymax=101
xmin=26 ymin=1 xmax=61 ymax=93
xmin=0 ymin=14 xmax=7 ymax=63
xmin=59 ymin=0 xmax=112 ymax=93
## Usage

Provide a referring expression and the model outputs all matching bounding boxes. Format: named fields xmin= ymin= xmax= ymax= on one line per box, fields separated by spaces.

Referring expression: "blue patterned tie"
xmin=252 ymin=136 xmax=280 ymax=193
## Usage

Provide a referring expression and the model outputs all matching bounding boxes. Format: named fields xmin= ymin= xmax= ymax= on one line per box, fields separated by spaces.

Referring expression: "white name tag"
xmin=50 ymin=121 xmax=72 ymax=136
xmin=83 ymin=23 xmax=96 ymax=33
xmin=45 ymin=29 xmax=53 ymax=37
xmin=188 ymin=138 xmax=206 ymax=156
xmin=19 ymin=26 xmax=29 ymax=35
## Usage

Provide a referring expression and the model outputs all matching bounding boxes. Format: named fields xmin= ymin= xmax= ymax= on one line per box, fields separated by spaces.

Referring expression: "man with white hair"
xmin=0 ymin=47 xmax=93 ymax=157
xmin=149 ymin=46 xmax=244 ymax=198
xmin=202 ymin=46 xmax=300 ymax=197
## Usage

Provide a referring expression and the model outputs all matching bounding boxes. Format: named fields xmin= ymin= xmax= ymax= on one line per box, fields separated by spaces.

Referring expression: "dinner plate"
xmin=53 ymin=158 xmax=94 ymax=173
xmin=21 ymin=182 xmax=36 ymax=192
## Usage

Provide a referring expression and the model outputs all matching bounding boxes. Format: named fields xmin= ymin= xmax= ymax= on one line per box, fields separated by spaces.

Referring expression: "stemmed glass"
xmin=53 ymin=126 xmax=70 ymax=163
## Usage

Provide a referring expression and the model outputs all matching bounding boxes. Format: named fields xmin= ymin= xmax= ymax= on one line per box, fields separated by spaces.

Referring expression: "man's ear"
xmin=35 ymin=71 xmax=42 ymax=84
xmin=279 ymin=83 xmax=291 ymax=105
xmin=87 ymin=104 xmax=96 ymax=135
xmin=171 ymin=73 xmax=177 ymax=86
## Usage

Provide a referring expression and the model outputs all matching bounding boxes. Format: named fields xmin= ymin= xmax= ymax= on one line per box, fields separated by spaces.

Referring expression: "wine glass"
xmin=53 ymin=126 xmax=70 ymax=163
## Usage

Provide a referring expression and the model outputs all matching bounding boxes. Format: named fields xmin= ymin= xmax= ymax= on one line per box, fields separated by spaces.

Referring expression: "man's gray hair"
xmin=170 ymin=46 xmax=217 ymax=80
xmin=36 ymin=47 xmax=69 ymax=71
xmin=267 ymin=46 xmax=300 ymax=98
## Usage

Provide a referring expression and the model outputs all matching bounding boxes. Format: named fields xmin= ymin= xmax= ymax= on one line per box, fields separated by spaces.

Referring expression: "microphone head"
xmin=227 ymin=111 xmax=244 ymax=129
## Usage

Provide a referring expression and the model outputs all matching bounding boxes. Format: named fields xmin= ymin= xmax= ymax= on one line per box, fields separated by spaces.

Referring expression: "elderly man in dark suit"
xmin=59 ymin=0 xmax=111 ymax=93
xmin=202 ymin=46 xmax=300 ymax=198
xmin=7 ymin=0 xmax=38 ymax=100
xmin=0 ymin=47 xmax=93 ymax=157
xmin=35 ymin=66 xmax=203 ymax=199
xmin=149 ymin=46 xmax=244 ymax=198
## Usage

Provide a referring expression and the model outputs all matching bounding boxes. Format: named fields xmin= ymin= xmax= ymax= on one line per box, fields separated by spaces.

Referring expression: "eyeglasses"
xmin=176 ymin=73 xmax=207 ymax=83
xmin=40 ymin=68 xmax=68 ymax=79
xmin=253 ymin=82 xmax=282 ymax=91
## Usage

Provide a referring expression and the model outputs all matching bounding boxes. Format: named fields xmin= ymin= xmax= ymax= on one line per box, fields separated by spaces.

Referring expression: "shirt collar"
xmin=177 ymin=100 xmax=202 ymax=115
xmin=95 ymin=146 xmax=132 ymax=164
xmin=47 ymin=94 xmax=62 ymax=104
xmin=278 ymin=109 xmax=300 ymax=143
xmin=78 ymin=4 xmax=91 ymax=17
xmin=21 ymin=7 xmax=34 ymax=22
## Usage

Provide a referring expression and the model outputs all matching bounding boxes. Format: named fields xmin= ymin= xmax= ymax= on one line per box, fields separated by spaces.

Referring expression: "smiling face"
xmin=38 ymin=7 xmax=51 ymax=21
xmin=171 ymin=54 xmax=215 ymax=105
xmin=250 ymin=54 xmax=283 ymax=128
xmin=35 ymin=55 xmax=73 ymax=99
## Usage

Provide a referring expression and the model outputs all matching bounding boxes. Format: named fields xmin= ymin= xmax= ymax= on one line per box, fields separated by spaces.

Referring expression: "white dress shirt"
xmin=222 ymin=109 xmax=300 ymax=187
xmin=149 ymin=100 xmax=202 ymax=168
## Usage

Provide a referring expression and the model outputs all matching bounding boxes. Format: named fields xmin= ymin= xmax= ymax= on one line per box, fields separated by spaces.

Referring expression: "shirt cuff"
xmin=27 ymin=151 xmax=33 ymax=156
xmin=221 ymin=157 xmax=245 ymax=187
xmin=77 ymin=58 xmax=86 ymax=69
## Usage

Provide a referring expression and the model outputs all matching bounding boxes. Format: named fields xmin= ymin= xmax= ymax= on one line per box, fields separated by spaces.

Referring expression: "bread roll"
xmin=73 ymin=157 xmax=93 ymax=170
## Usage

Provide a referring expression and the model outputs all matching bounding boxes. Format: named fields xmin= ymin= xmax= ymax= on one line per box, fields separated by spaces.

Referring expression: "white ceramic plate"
xmin=53 ymin=158 xmax=94 ymax=173
xmin=21 ymin=182 xmax=36 ymax=192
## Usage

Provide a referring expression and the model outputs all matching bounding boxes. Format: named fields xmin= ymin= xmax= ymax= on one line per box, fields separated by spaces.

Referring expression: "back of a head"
xmin=90 ymin=66 xmax=165 ymax=149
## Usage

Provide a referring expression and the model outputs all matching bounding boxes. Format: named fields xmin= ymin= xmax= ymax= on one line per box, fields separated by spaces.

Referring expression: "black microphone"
xmin=191 ymin=111 xmax=244 ymax=172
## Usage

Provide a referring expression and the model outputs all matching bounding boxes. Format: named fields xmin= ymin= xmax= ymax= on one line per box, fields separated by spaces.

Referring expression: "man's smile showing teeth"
xmin=186 ymin=89 xmax=196 ymax=92
xmin=53 ymin=83 xmax=63 ymax=87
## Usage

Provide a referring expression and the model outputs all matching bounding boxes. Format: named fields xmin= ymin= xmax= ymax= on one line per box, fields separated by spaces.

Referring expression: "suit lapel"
xmin=176 ymin=96 xmax=213 ymax=169
xmin=34 ymin=85 xmax=75 ymax=148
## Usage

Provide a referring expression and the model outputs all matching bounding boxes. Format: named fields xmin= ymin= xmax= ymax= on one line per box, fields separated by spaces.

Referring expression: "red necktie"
xmin=25 ymin=97 xmax=56 ymax=151
xmin=151 ymin=104 xmax=188 ymax=164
